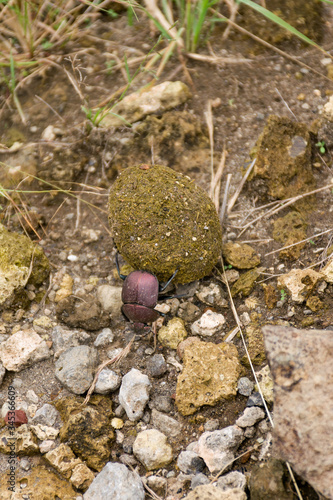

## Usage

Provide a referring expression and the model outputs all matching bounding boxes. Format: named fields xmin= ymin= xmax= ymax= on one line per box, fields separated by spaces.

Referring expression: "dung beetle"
xmin=116 ymin=253 xmax=178 ymax=331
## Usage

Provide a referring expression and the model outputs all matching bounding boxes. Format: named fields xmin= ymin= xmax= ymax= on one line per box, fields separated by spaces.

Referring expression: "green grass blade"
xmin=237 ymin=0 xmax=322 ymax=50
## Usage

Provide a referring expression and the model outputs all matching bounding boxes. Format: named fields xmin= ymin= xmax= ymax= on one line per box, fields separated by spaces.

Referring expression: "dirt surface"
xmin=1 ymin=3 xmax=333 ymax=499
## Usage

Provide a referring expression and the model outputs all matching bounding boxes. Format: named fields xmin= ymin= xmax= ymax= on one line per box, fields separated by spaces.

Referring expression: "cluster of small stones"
xmin=2 ymin=235 xmax=332 ymax=498
xmin=0 ymin=248 xmax=279 ymax=500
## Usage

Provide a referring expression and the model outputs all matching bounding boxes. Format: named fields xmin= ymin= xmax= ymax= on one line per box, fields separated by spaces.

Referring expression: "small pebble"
xmin=147 ymin=354 xmax=168 ymax=377
xmin=247 ymin=392 xmax=264 ymax=407
xmin=237 ymin=377 xmax=254 ymax=397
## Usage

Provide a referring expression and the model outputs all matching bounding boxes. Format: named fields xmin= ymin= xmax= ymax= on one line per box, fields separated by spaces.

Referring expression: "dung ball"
xmin=108 ymin=164 xmax=222 ymax=284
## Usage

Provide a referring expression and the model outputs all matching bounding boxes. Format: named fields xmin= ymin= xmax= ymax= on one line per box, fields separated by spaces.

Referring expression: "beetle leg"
xmin=158 ymin=293 xmax=187 ymax=300
xmin=115 ymin=252 xmax=127 ymax=280
xmin=159 ymin=269 xmax=178 ymax=292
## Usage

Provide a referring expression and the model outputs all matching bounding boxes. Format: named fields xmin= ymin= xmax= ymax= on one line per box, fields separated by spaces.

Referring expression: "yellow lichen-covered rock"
xmin=158 ymin=318 xmax=187 ymax=349
xmin=222 ymin=242 xmax=260 ymax=269
xmin=273 ymin=211 xmax=307 ymax=261
xmin=0 ymin=223 xmax=50 ymax=309
xmin=109 ymin=164 xmax=222 ymax=283
xmin=0 ymin=466 xmax=76 ymax=500
xmin=175 ymin=340 xmax=242 ymax=416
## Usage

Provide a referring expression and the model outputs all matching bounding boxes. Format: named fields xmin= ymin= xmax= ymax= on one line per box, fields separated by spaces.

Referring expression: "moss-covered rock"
xmin=273 ymin=211 xmax=307 ymax=260
xmin=0 ymin=466 xmax=77 ymax=500
xmin=55 ymin=395 xmax=114 ymax=471
xmin=0 ymin=223 xmax=50 ymax=309
xmin=222 ymin=242 xmax=261 ymax=269
xmin=231 ymin=267 xmax=265 ymax=297
xmin=175 ymin=340 xmax=241 ymax=415
xmin=252 ymin=115 xmax=315 ymax=203
xmin=109 ymin=164 xmax=222 ymax=283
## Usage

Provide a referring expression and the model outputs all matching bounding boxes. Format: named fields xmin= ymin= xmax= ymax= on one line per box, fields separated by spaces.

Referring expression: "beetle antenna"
xmin=159 ymin=269 xmax=178 ymax=292
xmin=115 ymin=252 xmax=127 ymax=280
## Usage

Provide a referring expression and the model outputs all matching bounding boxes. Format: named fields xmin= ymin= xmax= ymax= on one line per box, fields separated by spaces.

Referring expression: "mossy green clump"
xmin=273 ymin=211 xmax=307 ymax=260
xmin=253 ymin=115 xmax=315 ymax=204
xmin=0 ymin=224 xmax=50 ymax=308
xmin=108 ymin=164 xmax=222 ymax=283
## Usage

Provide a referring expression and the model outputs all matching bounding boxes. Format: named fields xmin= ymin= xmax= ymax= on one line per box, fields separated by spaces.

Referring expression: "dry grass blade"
xmin=141 ymin=477 xmax=164 ymax=500
xmin=218 ymin=258 xmax=303 ymax=499
xmin=221 ymin=0 xmax=239 ymax=41
xmin=186 ymin=52 xmax=252 ymax=65
xmin=143 ymin=0 xmax=184 ymax=48
xmin=238 ymin=183 xmax=333 ymax=237
xmin=212 ymin=149 xmax=227 ymax=212
xmin=227 ymin=158 xmax=256 ymax=214
xmin=205 ymin=100 xmax=215 ymax=199
xmin=82 ymin=335 xmax=135 ymax=405
xmin=265 ymin=228 xmax=333 ymax=257
xmin=220 ymin=173 xmax=232 ymax=225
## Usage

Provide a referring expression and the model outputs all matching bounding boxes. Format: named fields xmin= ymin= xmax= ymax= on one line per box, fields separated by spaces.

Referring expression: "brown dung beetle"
xmin=116 ymin=253 xmax=178 ymax=332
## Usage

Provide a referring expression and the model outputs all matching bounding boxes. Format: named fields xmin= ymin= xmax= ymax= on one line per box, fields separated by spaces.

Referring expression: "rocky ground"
xmin=1 ymin=1 xmax=333 ymax=499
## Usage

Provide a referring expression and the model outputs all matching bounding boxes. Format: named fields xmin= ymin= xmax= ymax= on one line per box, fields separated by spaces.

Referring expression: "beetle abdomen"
xmin=122 ymin=304 xmax=160 ymax=324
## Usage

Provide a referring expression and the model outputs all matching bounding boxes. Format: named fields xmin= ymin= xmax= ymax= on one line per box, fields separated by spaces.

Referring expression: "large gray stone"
xmin=0 ymin=329 xmax=50 ymax=371
xmin=194 ymin=426 xmax=244 ymax=474
xmin=84 ymin=462 xmax=144 ymax=500
xmin=263 ymin=325 xmax=333 ymax=500
xmin=55 ymin=346 xmax=98 ymax=395
xmin=119 ymin=368 xmax=151 ymax=421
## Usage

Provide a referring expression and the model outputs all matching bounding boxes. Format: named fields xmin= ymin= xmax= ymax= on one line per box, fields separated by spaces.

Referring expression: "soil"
xmin=1 ymin=3 xmax=333 ymax=499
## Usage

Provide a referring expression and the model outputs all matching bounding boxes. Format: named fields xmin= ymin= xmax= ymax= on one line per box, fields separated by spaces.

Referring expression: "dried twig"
xmin=220 ymin=173 xmax=232 ymax=226
xmin=82 ymin=335 xmax=135 ymax=406
xmin=227 ymin=158 xmax=256 ymax=214
xmin=238 ymin=183 xmax=333 ymax=237
xmin=218 ymin=258 xmax=303 ymax=499
xmin=265 ymin=228 xmax=333 ymax=257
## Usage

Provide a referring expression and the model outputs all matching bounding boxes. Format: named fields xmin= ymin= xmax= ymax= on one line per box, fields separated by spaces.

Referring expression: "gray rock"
xmin=247 ymin=392 xmax=264 ymax=407
xmin=204 ymin=419 xmax=220 ymax=432
xmin=185 ymin=485 xmax=246 ymax=500
xmin=177 ymin=301 xmax=201 ymax=322
xmin=237 ymin=377 xmax=254 ymax=396
xmin=217 ymin=471 xmax=246 ymax=491
xmin=177 ymin=450 xmax=206 ymax=474
xmin=149 ymin=393 xmax=173 ymax=413
xmin=119 ymin=368 xmax=151 ymax=421
xmin=84 ymin=462 xmax=145 ymax=500
xmin=55 ymin=346 xmax=98 ymax=395
xmin=94 ymin=328 xmax=115 ymax=347
xmin=190 ymin=310 xmax=225 ymax=337
xmin=97 ymin=285 xmax=122 ymax=316
xmin=94 ymin=368 xmax=121 ymax=394
xmin=133 ymin=429 xmax=173 ymax=470
xmin=0 ymin=329 xmax=50 ymax=371
xmin=146 ymin=353 xmax=167 ymax=377
xmin=191 ymin=473 xmax=210 ymax=489
xmin=51 ymin=326 xmax=90 ymax=358
xmin=196 ymin=283 xmax=227 ymax=308
xmin=0 ymin=334 xmax=9 ymax=344
xmin=249 ymin=458 xmax=293 ymax=500
xmin=195 ymin=426 xmax=244 ymax=473
xmin=151 ymin=409 xmax=181 ymax=437
xmin=146 ymin=475 xmax=167 ymax=496
xmin=235 ymin=407 xmax=265 ymax=428
xmin=263 ymin=325 xmax=333 ymax=499
xmin=107 ymin=347 xmax=123 ymax=360
xmin=32 ymin=404 xmax=61 ymax=427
